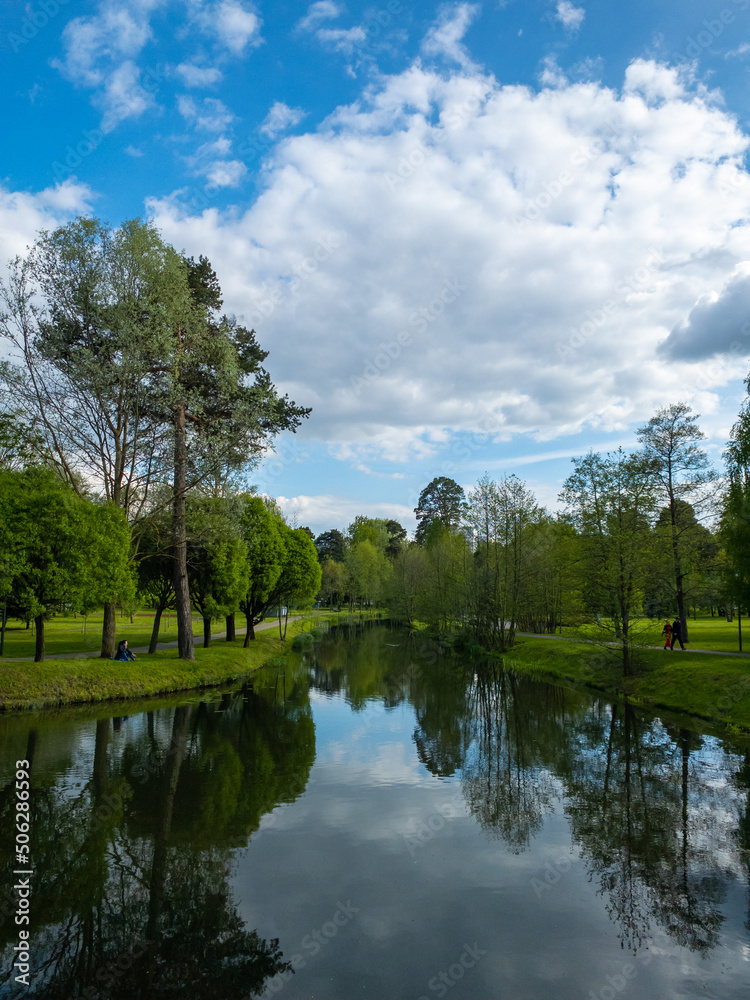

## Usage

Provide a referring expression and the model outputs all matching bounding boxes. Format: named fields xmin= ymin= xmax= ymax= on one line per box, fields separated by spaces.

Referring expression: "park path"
xmin=516 ymin=631 xmax=750 ymax=658
xmin=1 ymin=617 xmax=303 ymax=663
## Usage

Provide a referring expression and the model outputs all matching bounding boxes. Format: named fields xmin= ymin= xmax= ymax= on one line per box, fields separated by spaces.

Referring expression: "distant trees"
xmin=414 ymin=477 xmax=466 ymax=545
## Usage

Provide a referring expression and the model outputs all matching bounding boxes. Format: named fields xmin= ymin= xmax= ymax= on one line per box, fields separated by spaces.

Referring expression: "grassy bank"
xmin=504 ymin=635 xmax=750 ymax=738
xmin=0 ymin=611 xmax=384 ymax=712
xmin=0 ymin=620 xmax=307 ymax=712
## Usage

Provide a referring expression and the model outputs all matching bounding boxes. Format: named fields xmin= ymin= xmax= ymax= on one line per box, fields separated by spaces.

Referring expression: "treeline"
xmin=0 ymin=217 xmax=314 ymax=662
xmin=313 ymin=402 xmax=735 ymax=676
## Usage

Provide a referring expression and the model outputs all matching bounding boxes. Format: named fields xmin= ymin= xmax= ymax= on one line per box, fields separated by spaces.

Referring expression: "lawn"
xmin=560 ymin=614 xmax=747 ymax=654
xmin=0 ymin=610 xmax=197 ymax=658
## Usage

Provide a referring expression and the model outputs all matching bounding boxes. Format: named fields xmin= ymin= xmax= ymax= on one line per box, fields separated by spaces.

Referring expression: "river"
xmin=1 ymin=622 xmax=748 ymax=999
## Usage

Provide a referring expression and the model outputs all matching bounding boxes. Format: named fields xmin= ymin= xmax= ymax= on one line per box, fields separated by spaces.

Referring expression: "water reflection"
xmin=0 ymin=662 xmax=314 ymax=999
xmin=0 ymin=624 xmax=748 ymax=998
xmin=305 ymin=626 xmax=750 ymax=959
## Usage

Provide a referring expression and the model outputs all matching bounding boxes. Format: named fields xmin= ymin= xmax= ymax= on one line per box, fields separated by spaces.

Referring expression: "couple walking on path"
xmin=662 ymin=617 xmax=686 ymax=650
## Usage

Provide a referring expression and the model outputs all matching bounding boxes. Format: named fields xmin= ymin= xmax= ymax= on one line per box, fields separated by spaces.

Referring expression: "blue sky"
xmin=2 ymin=0 xmax=750 ymax=534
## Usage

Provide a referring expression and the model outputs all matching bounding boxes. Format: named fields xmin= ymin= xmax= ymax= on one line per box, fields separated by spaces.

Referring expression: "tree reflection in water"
xmin=452 ymin=657 xmax=743 ymax=955
xmin=0 ymin=663 xmax=314 ymax=999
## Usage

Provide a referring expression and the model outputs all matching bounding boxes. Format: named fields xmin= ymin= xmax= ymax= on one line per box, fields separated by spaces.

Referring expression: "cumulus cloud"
xmin=100 ymin=60 xmax=157 ymax=130
xmin=275 ymin=494 xmax=415 ymax=532
xmin=555 ymin=1 xmax=585 ymax=33
xmin=0 ymin=181 xmax=94 ymax=268
xmin=145 ymin=55 xmax=750 ymax=464
xmin=660 ymin=268 xmax=750 ymax=360
xmin=259 ymin=102 xmax=307 ymax=138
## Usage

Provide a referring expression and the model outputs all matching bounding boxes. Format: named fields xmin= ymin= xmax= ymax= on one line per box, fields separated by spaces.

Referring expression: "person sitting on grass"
xmin=114 ymin=639 xmax=137 ymax=661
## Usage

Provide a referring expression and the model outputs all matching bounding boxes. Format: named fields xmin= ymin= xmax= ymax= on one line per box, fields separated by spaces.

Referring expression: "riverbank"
xmin=0 ymin=617 xmax=315 ymax=712
xmin=0 ymin=611 xmax=387 ymax=712
xmin=504 ymin=636 xmax=750 ymax=738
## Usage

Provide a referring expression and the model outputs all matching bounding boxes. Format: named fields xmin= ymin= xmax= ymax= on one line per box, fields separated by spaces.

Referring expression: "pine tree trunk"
xmin=34 ymin=614 xmax=45 ymax=662
xmin=172 ymin=403 xmax=195 ymax=661
xmin=100 ymin=601 xmax=116 ymax=658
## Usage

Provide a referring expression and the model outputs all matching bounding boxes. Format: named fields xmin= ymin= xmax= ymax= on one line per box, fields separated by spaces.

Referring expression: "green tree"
xmin=637 ymin=403 xmax=718 ymax=639
xmin=135 ymin=512 xmax=176 ymax=654
xmin=0 ymin=408 xmax=46 ymax=470
xmin=238 ymin=496 xmax=286 ymax=644
xmin=320 ymin=558 xmax=348 ymax=608
xmin=345 ymin=540 xmax=391 ymax=611
xmin=464 ymin=474 xmax=544 ymax=649
xmin=315 ymin=528 xmax=347 ymax=564
xmin=268 ymin=524 xmax=322 ymax=638
xmin=386 ymin=545 xmax=426 ymax=626
xmin=561 ymin=450 xmax=658 ymax=675
xmin=414 ymin=477 xmax=466 ymax=545
xmin=0 ymin=218 xmax=310 ymax=662
xmin=186 ymin=496 xmax=249 ymax=648
xmin=0 ymin=468 xmax=131 ymax=660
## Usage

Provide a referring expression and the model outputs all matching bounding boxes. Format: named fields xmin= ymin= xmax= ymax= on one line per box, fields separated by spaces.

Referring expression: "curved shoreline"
xmin=0 ymin=618 xmax=312 ymax=713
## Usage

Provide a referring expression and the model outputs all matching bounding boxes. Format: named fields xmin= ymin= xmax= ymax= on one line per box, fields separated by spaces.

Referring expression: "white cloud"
xmin=726 ymin=43 xmax=750 ymax=58
xmin=205 ymin=159 xmax=247 ymax=188
xmin=100 ymin=60 xmax=156 ymax=130
xmin=52 ymin=0 xmax=161 ymax=128
xmin=421 ymin=2 xmax=480 ymax=68
xmin=183 ymin=136 xmax=246 ymax=188
xmin=146 ymin=56 xmax=750 ymax=465
xmin=297 ymin=1 xmax=343 ymax=33
xmin=54 ymin=2 xmax=157 ymax=86
xmin=260 ymin=102 xmax=307 ymax=138
xmin=124 ymin=145 xmax=144 ymax=157
xmin=555 ymin=1 xmax=585 ymax=33
xmin=0 ymin=181 xmax=95 ymax=267
xmin=275 ymin=494 xmax=415 ymax=533
xmin=191 ymin=1 xmax=262 ymax=55
xmin=178 ymin=95 xmax=235 ymax=131
xmin=175 ymin=62 xmax=224 ymax=87
xmin=316 ymin=26 xmax=367 ymax=57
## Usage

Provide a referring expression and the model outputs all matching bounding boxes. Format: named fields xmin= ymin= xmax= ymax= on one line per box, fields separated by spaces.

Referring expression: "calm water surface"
xmin=1 ymin=624 xmax=749 ymax=999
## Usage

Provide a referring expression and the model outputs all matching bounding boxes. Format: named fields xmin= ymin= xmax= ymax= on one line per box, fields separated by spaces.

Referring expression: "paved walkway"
xmin=0 ymin=617 xmax=303 ymax=662
xmin=516 ymin=631 xmax=750 ymax=658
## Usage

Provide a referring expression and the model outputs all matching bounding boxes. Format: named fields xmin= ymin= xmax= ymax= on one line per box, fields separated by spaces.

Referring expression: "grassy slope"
xmin=0 ymin=611 xmax=381 ymax=712
xmin=505 ymin=631 xmax=750 ymax=738
xmin=0 ymin=622 xmax=308 ymax=712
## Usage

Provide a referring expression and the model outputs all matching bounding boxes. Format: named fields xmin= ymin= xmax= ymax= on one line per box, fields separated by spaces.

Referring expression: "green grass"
xmin=559 ymin=614 xmax=747 ymax=653
xmin=0 ymin=609 xmax=384 ymax=712
xmin=505 ymin=632 xmax=750 ymax=739
xmin=0 ymin=610 xmax=203 ymax=658
xmin=0 ymin=619 xmax=318 ymax=712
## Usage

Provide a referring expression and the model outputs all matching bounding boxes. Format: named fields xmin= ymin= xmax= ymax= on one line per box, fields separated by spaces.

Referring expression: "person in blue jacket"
xmin=115 ymin=639 xmax=137 ymax=661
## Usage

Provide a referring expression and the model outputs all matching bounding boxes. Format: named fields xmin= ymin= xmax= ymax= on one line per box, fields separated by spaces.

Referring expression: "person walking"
xmin=661 ymin=620 xmax=672 ymax=649
xmin=670 ymin=617 xmax=685 ymax=651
